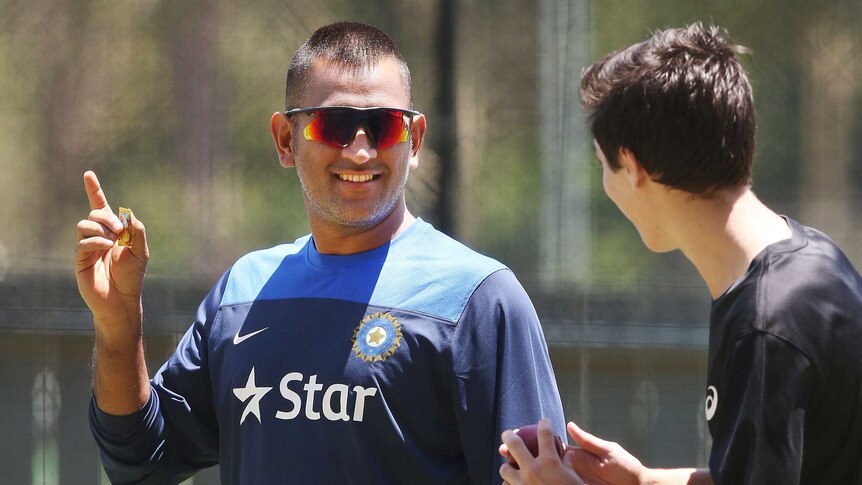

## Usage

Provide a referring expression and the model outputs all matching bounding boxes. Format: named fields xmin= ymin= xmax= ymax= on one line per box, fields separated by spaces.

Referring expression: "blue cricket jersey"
xmin=90 ymin=219 xmax=565 ymax=484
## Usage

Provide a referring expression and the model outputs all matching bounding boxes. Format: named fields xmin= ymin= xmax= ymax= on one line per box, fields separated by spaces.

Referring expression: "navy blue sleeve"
xmin=450 ymin=269 xmax=566 ymax=484
xmin=89 ymin=271 xmax=228 ymax=483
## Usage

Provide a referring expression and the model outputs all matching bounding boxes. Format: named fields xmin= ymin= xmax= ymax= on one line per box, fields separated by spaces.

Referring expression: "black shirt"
xmin=707 ymin=217 xmax=862 ymax=484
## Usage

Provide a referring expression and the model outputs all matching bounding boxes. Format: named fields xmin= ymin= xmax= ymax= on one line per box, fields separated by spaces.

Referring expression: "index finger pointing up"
xmin=83 ymin=171 xmax=110 ymax=210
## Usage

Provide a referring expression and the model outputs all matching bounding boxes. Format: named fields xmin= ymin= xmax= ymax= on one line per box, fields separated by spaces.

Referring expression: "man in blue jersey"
xmin=500 ymin=24 xmax=862 ymax=485
xmin=75 ymin=21 xmax=565 ymax=484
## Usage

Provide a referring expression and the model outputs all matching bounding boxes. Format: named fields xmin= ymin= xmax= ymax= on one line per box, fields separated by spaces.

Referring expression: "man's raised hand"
xmin=74 ymin=171 xmax=149 ymax=333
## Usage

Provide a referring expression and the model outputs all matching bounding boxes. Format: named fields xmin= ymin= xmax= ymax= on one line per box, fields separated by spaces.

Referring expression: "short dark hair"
xmin=285 ymin=22 xmax=413 ymax=110
xmin=580 ymin=23 xmax=755 ymax=194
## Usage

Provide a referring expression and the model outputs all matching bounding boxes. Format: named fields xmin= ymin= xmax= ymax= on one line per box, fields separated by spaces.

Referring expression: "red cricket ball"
xmin=506 ymin=424 xmax=565 ymax=469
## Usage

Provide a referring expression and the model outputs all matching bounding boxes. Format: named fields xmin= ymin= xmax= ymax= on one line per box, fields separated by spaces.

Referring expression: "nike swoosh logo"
xmin=233 ymin=327 xmax=269 ymax=345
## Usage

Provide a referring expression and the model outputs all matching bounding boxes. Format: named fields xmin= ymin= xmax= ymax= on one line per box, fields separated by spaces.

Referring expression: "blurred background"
xmin=1 ymin=0 xmax=861 ymax=482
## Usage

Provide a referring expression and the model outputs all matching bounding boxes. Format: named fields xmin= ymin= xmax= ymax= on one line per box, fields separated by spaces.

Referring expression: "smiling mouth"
xmin=337 ymin=174 xmax=378 ymax=183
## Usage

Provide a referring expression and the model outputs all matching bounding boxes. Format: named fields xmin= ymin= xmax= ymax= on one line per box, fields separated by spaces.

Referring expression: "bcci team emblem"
xmin=352 ymin=312 xmax=403 ymax=362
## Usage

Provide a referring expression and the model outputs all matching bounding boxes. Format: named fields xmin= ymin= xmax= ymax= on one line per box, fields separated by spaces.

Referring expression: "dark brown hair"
xmin=580 ymin=23 xmax=755 ymax=194
xmin=285 ymin=22 xmax=413 ymax=110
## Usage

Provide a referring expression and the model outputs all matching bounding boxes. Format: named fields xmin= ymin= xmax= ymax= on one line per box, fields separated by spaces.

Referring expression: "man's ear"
xmin=407 ymin=114 xmax=426 ymax=170
xmin=618 ymin=147 xmax=649 ymax=189
xmin=271 ymin=112 xmax=296 ymax=167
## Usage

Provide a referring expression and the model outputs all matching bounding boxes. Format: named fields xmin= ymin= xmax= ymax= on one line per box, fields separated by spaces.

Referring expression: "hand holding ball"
xmin=506 ymin=424 xmax=565 ymax=469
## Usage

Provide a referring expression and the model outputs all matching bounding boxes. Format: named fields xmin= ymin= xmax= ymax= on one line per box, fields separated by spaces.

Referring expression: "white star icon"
xmin=232 ymin=367 xmax=272 ymax=425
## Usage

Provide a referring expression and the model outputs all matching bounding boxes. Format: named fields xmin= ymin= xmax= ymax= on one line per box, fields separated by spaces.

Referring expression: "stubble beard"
xmin=297 ymin=159 xmax=411 ymax=232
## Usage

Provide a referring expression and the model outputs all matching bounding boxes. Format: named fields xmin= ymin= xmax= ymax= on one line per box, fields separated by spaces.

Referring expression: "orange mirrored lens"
xmin=302 ymin=108 xmax=410 ymax=149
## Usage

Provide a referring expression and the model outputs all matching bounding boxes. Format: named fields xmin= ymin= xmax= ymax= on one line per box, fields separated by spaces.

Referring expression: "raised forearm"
xmin=92 ymin=308 xmax=150 ymax=416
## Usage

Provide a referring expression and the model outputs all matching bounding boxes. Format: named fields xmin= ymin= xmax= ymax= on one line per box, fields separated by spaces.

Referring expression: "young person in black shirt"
xmin=500 ymin=23 xmax=862 ymax=485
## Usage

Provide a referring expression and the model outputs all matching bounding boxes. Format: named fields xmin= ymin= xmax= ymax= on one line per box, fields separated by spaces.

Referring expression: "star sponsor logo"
xmin=232 ymin=367 xmax=273 ymax=424
xmin=705 ymin=385 xmax=718 ymax=421
xmin=232 ymin=367 xmax=378 ymax=426
xmin=352 ymin=312 xmax=403 ymax=363
xmin=233 ymin=326 xmax=269 ymax=345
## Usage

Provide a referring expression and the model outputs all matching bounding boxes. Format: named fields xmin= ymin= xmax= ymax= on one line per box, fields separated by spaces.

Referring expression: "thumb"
xmin=567 ymin=421 xmax=615 ymax=456
xmin=123 ymin=210 xmax=150 ymax=263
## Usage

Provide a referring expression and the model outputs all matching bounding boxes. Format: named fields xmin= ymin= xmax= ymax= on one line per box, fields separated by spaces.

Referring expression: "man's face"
xmin=595 ymin=140 xmax=629 ymax=218
xmin=288 ymin=58 xmax=422 ymax=233
xmin=594 ymin=140 xmax=669 ymax=253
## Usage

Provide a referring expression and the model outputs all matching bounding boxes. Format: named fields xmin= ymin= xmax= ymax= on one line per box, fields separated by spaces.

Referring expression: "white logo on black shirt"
xmin=705 ymin=386 xmax=718 ymax=421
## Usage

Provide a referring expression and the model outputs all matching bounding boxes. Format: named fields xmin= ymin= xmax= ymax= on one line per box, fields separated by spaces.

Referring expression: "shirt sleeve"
xmin=89 ymin=271 xmax=229 ymax=483
xmin=708 ymin=330 xmax=812 ymax=484
xmin=450 ymin=269 xmax=566 ymax=484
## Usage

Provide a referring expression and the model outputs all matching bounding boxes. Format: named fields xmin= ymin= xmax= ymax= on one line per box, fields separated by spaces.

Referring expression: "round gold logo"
xmin=352 ymin=312 xmax=403 ymax=362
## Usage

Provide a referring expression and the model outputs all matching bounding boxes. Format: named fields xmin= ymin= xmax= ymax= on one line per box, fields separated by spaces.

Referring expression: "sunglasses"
xmin=284 ymin=106 xmax=421 ymax=150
